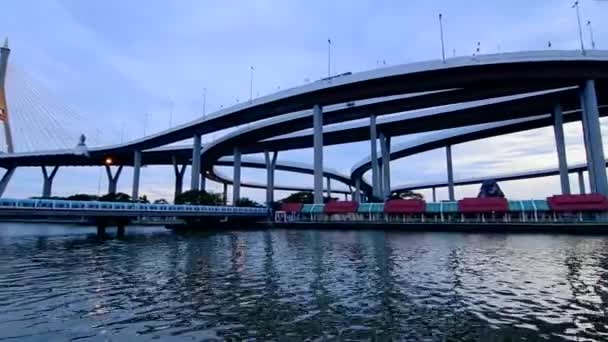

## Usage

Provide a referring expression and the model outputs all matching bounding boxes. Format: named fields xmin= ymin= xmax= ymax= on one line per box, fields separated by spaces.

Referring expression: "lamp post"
xmin=573 ymin=1 xmax=586 ymax=54
xmin=327 ymin=39 xmax=331 ymax=78
xmin=587 ymin=20 xmax=596 ymax=49
xmin=439 ymin=13 xmax=446 ymax=62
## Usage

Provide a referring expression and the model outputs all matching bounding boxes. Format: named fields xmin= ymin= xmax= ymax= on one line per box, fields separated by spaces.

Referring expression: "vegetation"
xmin=31 ymin=192 xmax=152 ymax=203
xmin=235 ymin=197 xmax=262 ymax=207
xmin=174 ymin=190 xmax=223 ymax=205
xmin=279 ymin=191 xmax=337 ymax=204
xmin=153 ymin=198 xmax=169 ymax=204
xmin=389 ymin=190 xmax=424 ymax=200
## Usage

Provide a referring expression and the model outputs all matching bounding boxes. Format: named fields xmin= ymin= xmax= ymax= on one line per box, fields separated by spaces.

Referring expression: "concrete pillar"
xmin=344 ymin=193 xmax=348 ymax=201
xmin=105 ymin=165 xmax=123 ymax=194
xmin=380 ymin=133 xmax=391 ymax=199
xmin=41 ymin=166 xmax=59 ymax=198
xmin=369 ymin=114 xmax=380 ymax=199
xmin=264 ymin=150 xmax=278 ymax=205
xmin=580 ymin=80 xmax=608 ymax=195
xmin=313 ymin=105 xmax=324 ymax=204
xmin=233 ymin=147 xmax=241 ymax=204
xmin=223 ymin=183 xmax=228 ymax=205
xmin=578 ymin=170 xmax=586 ymax=194
xmin=172 ymin=156 xmax=187 ymax=201
xmin=326 ymin=177 xmax=331 ymax=199
xmin=132 ymin=150 xmax=142 ymax=200
xmin=116 ymin=225 xmax=126 ymax=238
xmin=355 ymin=178 xmax=361 ymax=202
xmin=432 ymin=187 xmax=437 ymax=202
xmin=579 ymin=91 xmax=596 ymax=191
xmin=0 ymin=40 xmax=15 ymax=154
xmin=446 ymin=145 xmax=455 ymax=201
xmin=191 ymin=134 xmax=201 ymax=191
xmin=0 ymin=167 xmax=15 ymax=197
xmin=552 ymin=104 xmax=570 ymax=194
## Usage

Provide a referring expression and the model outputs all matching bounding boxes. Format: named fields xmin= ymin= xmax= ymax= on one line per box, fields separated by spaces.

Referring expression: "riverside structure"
xmin=0 ymin=42 xmax=608 ymax=230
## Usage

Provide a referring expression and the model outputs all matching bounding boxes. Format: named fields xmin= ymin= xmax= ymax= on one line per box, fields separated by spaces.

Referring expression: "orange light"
xmin=105 ymin=157 xmax=113 ymax=165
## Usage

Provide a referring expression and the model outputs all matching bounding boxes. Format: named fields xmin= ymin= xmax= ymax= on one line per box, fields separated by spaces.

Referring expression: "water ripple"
xmin=1 ymin=224 xmax=608 ymax=341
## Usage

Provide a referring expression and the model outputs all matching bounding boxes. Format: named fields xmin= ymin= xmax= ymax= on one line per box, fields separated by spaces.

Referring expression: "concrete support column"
xmin=369 ymin=114 xmax=380 ymax=199
xmin=172 ymin=156 xmax=187 ymax=201
xmin=132 ymin=150 xmax=142 ymax=200
xmin=446 ymin=145 xmax=455 ymax=201
xmin=223 ymin=183 xmax=228 ymax=205
xmin=264 ymin=150 xmax=278 ymax=205
xmin=326 ymin=177 xmax=331 ymax=199
xmin=552 ymin=104 xmax=570 ymax=194
xmin=355 ymin=178 xmax=361 ymax=202
xmin=578 ymin=170 xmax=586 ymax=194
xmin=580 ymin=91 xmax=596 ymax=191
xmin=0 ymin=41 xmax=15 ymax=154
xmin=432 ymin=187 xmax=437 ymax=202
xmin=313 ymin=105 xmax=324 ymax=204
xmin=580 ymin=80 xmax=608 ymax=195
xmin=0 ymin=167 xmax=15 ymax=197
xmin=41 ymin=166 xmax=59 ymax=198
xmin=191 ymin=134 xmax=201 ymax=191
xmin=233 ymin=147 xmax=241 ymax=204
xmin=380 ymin=133 xmax=391 ymax=199
xmin=105 ymin=165 xmax=123 ymax=194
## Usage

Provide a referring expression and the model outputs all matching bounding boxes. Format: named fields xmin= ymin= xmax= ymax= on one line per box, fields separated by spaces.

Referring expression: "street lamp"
xmin=105 ymin=157 xmax=113 ymax=165
xmin=327 ymin=39 xmax=332 ymax=78
xmin=587 ymin=20 xmax=596 ymax=49
xmin=438 ymin=13 xmax=446 ymax=62
xmin=572 ymin=1 xmax=586 ymax=54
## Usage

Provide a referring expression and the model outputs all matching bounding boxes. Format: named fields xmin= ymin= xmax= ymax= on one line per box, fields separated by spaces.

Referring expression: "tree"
xmin=389 ymin=190 xmax=424 ymax=200
xmin=153 ymin=198 xmax=169 ymax=204
xmin=66 ymin=194 xmax=99 ymax=201
xmin=175 ymin=190 xmax=223 ymax=205
xmin=235 ymin=198 xmax=262 ymax=207
xmin=99 ymin=192 xmax=132 ymax=202
xmin=280 ymin=191 xmax=314 ymax=203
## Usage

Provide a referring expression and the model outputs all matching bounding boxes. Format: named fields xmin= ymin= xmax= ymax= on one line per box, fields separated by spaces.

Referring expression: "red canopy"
xmin=547 ymin=194 xmax=608 ymax=212
xmin=325 ymin=201 xmax=359 ymax=214
xmin=279 ymin=202 xmax=303 ymax=213
xmin=458 ymin=197 xmax=508 ymax=213
xmin=384 ymin=199 xmax=426 ymax=214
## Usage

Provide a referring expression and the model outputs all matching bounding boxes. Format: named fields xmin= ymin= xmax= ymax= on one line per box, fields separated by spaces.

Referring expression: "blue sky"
xmin=1 ymin=0 xmax=608 ymax=203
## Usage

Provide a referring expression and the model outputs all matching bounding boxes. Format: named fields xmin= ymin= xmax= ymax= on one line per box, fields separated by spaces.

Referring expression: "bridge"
xmin=0 ymin=38 xmax=607 ymax=221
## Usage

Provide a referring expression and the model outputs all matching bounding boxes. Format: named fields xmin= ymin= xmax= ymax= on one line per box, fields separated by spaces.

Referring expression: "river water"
xmin=0 ymin=224 xmax=607 ymax=341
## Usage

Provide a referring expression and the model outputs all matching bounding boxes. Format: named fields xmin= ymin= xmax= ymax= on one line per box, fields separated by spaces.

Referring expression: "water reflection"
xmin=1 ymin=224 xmax=608 ymax=340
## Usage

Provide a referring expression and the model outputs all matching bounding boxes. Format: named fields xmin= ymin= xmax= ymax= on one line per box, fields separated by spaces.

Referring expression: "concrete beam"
xmin=132 ymin=150 xmax=142 ymax=200
xmin=233 ymin=147 xmax=241 ymax=204
xmin=552 ymin=104 xmax=570 ymax=194
xmin=580 ymin=80 xmax=608 ymax=195
xmin=0 ymin=167 xmax=15 ymax=198
xmin=105 ymin=165 xmax=123 ymax=194
xmin=191 ymin=134 xmax=201 ymax=191
xmin=313 ymin=105 xmax=324 ymax=204
xmin=446 ymin=145 xmax=455 ymax=201
xmin=41 ymin=166 xmax=59 ymax=198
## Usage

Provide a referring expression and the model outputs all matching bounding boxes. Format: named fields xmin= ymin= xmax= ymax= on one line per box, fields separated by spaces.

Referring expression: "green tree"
xmin=99 ymin=192 xmax=132 ymax=202
xmin=175 ymin=190 xmax=223 ymax=205
xmin=280 ymin=191 xmax=314 ymax=203
xmin=66 ymin=194 xmax=99 ymax=201
xmin=389 ymin=190 xmax=424 ymax=200
xmin=153 ymin=198 xmax=169 ymax=204
xmin=235 ymin=198 xmax=262 ymax=207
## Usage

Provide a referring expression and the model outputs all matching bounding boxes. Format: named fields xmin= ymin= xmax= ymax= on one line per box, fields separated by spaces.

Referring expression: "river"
xmin=0 ymin=223 xmax=607 ymax=341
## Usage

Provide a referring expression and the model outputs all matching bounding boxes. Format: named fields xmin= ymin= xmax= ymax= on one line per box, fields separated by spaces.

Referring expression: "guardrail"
xmin=0 ymin=198 xmax=268 ymax=216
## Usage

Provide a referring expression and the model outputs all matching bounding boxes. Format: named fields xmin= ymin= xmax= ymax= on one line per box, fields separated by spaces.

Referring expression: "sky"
xmin=1 ymin=0 xmax=608 ymax=203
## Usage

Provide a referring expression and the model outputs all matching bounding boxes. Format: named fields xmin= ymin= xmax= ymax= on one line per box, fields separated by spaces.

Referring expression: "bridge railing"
xmin=0 ymin=198 xmax=268 ymax=215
